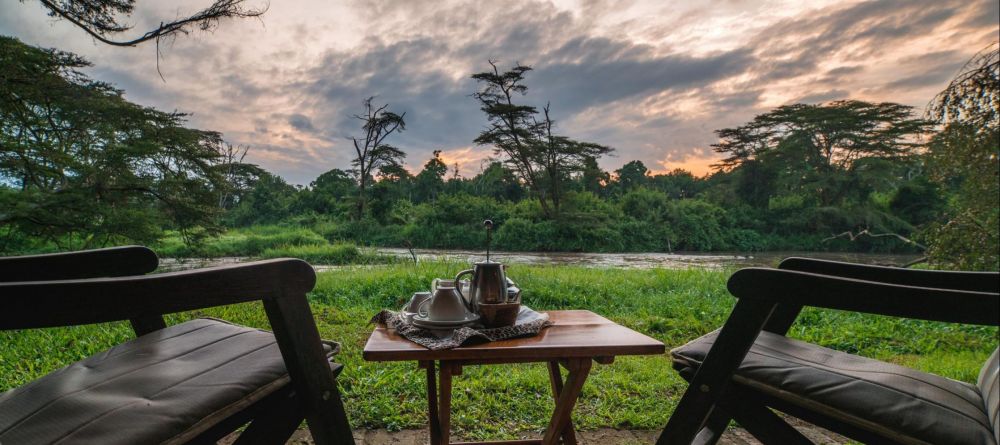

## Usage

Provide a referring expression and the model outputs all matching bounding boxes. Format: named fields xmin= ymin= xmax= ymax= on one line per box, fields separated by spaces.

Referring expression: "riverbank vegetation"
xmin=1 ymin=37 xmax=996 ymax=270
xmin=153 ymin=226 xmax=396 ymax=264
xmin=2 ymin=263 xmax=995 ymax=437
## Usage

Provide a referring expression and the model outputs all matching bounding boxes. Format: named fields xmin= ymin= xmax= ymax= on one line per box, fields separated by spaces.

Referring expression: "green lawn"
xmin=1 ymin=263 xmax=996 ymax=439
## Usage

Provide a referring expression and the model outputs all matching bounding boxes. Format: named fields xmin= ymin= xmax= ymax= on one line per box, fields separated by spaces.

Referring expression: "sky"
xmin=1 ymin=0 xmax=998 ymax=185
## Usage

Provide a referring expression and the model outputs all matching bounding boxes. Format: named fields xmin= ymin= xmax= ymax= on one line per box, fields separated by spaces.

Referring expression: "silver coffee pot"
xmin=454 ymin=219 xmax=512 ymax=307
xmin=455 ymin=260 xmax=509 ymax=306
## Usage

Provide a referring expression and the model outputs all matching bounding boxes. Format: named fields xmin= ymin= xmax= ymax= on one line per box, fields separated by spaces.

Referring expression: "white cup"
xmin=418 ymin=287 xmax=471 ymax=321
xmin=406 ymin=291 xmax=432 ymax=313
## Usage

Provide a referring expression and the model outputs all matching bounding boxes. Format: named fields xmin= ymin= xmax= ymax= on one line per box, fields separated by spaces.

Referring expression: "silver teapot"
xmin=455 ymin=260 xmax=509 ymax=306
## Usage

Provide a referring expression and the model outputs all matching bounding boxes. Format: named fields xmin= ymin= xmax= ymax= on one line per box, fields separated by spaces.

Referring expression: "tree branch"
xmin=35 ymin=0 xmax=267 ymax=47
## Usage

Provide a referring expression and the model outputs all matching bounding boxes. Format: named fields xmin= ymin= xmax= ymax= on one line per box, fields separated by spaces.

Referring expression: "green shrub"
xmin=663 ymin=200 xmax=728 ymax=250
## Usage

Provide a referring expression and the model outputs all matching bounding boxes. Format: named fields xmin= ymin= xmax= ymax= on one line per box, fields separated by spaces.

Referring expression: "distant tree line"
xmin=1 ymin=37 xmax=996 ymax=270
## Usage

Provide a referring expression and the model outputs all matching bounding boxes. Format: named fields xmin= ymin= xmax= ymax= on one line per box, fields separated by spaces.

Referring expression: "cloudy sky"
xmin=1 ymin=0 xmax=997 ymax=185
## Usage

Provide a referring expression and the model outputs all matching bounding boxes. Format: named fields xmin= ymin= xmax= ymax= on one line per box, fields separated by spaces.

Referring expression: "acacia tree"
xmin=472 ymin=62 xmax=543 ymax=209
xmin=712 ymin=100 xmax=931 ymax=207
xmin=534 ymin=104 xmax=613 ymax=212
xmin=0 ymin=37 xmax=226 ymax=249
xmin=349 ymin=96 xmax=406 ymax=219
xmin=472 ymin=61 xmax=612 ymax=217
xmin=923 ymin=44 xmax=999 ymax=270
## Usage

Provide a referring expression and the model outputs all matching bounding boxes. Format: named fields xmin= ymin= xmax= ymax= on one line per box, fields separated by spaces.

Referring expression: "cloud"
xmin=287 ymin=113 xmax=317 ymax=133
xmin=795 ymin=89 xmax=850 ymax=104
xmin=1 ymin=0 xmax=995 ymax=184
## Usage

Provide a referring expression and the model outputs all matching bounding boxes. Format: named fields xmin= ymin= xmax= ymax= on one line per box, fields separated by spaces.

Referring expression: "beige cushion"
xmin=0 ymin=318 xmax=337 ymax=445
xmin=672 ymin=330 xmax=996 ymax=445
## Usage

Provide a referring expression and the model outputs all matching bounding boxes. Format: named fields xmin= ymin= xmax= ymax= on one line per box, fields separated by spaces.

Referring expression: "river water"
xmin=375 ymin=248 xmax=920 ymax=269
xmin=159 ymin=249 xmax=921 ymax=272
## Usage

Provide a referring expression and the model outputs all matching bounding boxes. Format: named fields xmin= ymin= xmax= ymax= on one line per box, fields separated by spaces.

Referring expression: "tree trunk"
xmin=356 ymin=176 xmax=367 ymax=220
xmin=537 ymin=189 xmax=552 ymax=218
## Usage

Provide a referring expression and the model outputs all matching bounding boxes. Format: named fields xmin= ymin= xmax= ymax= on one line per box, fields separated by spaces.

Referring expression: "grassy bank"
xmin=1 ymin=263 xmax=995 ymax=438
xmin=153 ymin=226 xmax=396 ymax=265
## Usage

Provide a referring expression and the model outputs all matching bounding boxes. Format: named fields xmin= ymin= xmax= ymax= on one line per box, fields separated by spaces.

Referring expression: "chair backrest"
xmin=0 ymin=246 xmax=158 ymax=282
xmin=980 ymin=347 xmax=1000 ymax=443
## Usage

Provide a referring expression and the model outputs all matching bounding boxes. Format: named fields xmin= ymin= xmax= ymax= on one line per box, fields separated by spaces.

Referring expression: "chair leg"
xmin=656 ymin=299 xmax=777 ymax=445
xmin=719 ymin=391 xmax=813 ymax=445
xmin=264 ymin=296 xmax=355 ymax=445
xmin=691 ymin=410 xmax=731 ymax=445
xmin=234 ymin=391 xmax=306 ymax=445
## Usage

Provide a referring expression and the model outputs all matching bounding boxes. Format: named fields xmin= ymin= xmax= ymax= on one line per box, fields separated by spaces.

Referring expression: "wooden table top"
xmin=363 ymin=310 xmax=665 ymax=362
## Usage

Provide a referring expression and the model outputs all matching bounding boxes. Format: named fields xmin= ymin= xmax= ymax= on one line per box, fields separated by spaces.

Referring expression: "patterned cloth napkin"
xmin=370 ymin=306 xmax=552 ymax=350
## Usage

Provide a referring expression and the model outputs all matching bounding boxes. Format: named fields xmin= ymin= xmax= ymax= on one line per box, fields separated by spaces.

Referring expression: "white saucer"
xmin=411 ymin=313 xmax=480 ymax=328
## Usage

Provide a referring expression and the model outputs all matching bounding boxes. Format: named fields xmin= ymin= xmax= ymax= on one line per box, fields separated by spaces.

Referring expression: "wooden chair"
xmin=0 ymin=246 xmax=355 ymax=445
xmin=657 ymin=257 xmax=1000 ymax=445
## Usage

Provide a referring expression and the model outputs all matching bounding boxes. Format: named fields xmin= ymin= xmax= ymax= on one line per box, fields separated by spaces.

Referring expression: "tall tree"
xmin=615 ymin=160 xmax=649 ymax=191
xmin=650 ymin=169 xmax=703 ymax=199
xmin=214 ymin=142 xmax=263 ymax=210
xmin=923 ymin=44 xmax=999 ymax=270
xmin=712 ymin=100 xmax=931 ymax=207
xmin=414 ymin=150 xmax=448 ymax=202
xmin=534 ymin=104 xmax=613 ymax=212
xmin=472 ymin=161 xmax=525 ymax=201
xmin=472 ymin=61 xmax=612 ymax=217
xmin=225 ymin=171 xmax=297 ymax=226
xmin=472 ymin=61 xmax=544 ymax=209
xmin=0 ymin=36 xmax=225 ymax=248
xmin=349 ymin=96 xmax=406 ymax=219
xmin=577 ymin=156 xmax=609 ymax=196
xmin=714 ymin=100 xmax=929 ymax=171
xmin=300 ymin=168 xmax=354 ymax=216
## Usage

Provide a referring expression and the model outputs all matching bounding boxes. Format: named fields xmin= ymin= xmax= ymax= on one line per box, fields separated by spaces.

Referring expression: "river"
xmin=158 ymin=249 xmax=921 ymax=272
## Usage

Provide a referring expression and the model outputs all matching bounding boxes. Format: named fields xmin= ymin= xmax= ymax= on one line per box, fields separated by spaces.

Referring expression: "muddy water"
xmin=159 ymin=249 xmax=920 ymax=272
xmin=376 ymin=248 xmax=920 ymax=270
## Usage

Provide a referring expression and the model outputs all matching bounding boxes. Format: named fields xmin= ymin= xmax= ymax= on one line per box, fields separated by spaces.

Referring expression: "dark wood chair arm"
xmin=729 ymin=267 xmax=1000 ymax=326
xmin=0 ymin=257 xmax=355 ymax=443
xmin=778 ymin=257 xmax=999 ymax=292
xmin=0 ymin=246 xmax=159 ymax=282
xmin=0 ymin=258 xmax=316 ymax=330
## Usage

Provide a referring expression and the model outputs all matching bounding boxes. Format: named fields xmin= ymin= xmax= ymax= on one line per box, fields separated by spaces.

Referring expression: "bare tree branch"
xmin=33 ymin=0 xmax=268 ymax=47
xmin=822 ymin=228 xmax=927 ymax=250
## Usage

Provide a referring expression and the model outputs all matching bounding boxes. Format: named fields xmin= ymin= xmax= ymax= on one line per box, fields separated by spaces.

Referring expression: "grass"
xmin=1 ymin=262 xmax=996 ymax=438
xmin=153 ymin=226 xmax=394 ymax=265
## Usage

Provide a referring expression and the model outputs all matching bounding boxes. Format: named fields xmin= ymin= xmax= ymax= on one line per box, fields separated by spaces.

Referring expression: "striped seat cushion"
xmin=672 ymin=330 xmax=997 ymax=445
xmin=0 ymin=318 xmax=337 ymax=445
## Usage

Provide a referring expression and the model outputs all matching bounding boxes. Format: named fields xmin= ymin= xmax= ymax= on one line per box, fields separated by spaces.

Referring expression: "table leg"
xmin=546 ymin=361 xmax=579 ymax=445
xmin=541 ymin=359 xmax=592 ymax=445
xmin=427 ymin=361 xmax=443 ymax=445
xmin=438 ymin=361 xmax=455 ymax=445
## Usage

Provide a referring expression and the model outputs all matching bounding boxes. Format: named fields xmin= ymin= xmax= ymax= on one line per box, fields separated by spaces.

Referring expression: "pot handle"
xmin=417 ymin=298 xmax=432 ymax=318
xmin=454 ymin=269 xmax=474 ymax=308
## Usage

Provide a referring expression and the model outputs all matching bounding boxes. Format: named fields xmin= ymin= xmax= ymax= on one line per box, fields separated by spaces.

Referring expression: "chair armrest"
xmin=0 ymin=258 xmax=316 ymax=330
xmin=0 ymin=246 xmax=159 ymax=282
xmin=729 ymin=268 xmax=1000 ymax=326
xmin=778 ymin=257 xmax=999 ymax=292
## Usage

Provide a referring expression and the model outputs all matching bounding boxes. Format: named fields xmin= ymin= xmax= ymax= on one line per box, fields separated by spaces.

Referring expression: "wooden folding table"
xmin=363 ymin=310 xmax=665 ymax=445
